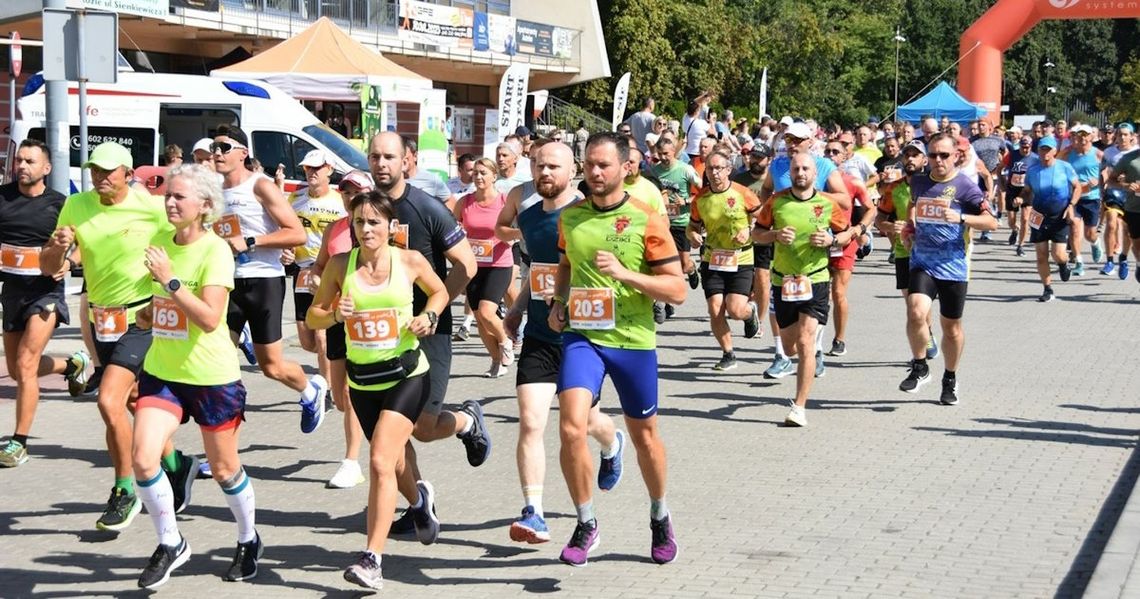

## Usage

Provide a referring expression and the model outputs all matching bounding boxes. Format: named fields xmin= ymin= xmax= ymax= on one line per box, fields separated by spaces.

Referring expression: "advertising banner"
xmin=611 ymin=72 xmax=631 ymax=132
xmin=497 ymin=64 xmax=530 ymax=142
xmin=399 ymin=0 xmax=473 ymax=49
xmin=358 ymin=83 xmax=383 ymax=142
xmin=515 ymin=20 xmax=553 ymax=57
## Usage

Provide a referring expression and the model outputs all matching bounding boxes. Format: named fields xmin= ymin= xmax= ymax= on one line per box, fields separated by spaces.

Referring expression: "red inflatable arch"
xmin=958 ymin=0 xmax=1140 ymax=122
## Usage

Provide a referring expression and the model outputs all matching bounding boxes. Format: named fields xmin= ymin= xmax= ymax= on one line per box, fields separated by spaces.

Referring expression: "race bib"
xmin=1028 ymin=209 xmax=1044 ymax=230
xmin=666 ymin=202 xmax=680 ymax=218
xmin=212 ymin=214 xmax=243 ymax=238
xmin=470 ymin=238 xmax=495 ymax=264
xmin=780 ymin=274 xmax=813 ymax=303
xmin=830 ymin=241 xmax=845 ymax=258
xmin=915 ymin=197 xmax=952 ymax=224
xmin=883 ymin=166 xmax=902 ymax=183
xmin=568 ymin=287 xmax=615 ymax=330
xmin=152 ymin=297 xmax=189 ymax=340
xmin=709 ymin=248 xmax=739 ymax=272
xmin=528 ymin=262 xmax=558 ymax=299
xmin=92 ymin=305 xmax=128 ymax=342
xmin=0 ymin=244 xmax=42 ymax=276
xmin=391 ymin=224 xmax=409 ymax=249
xmin=296 ymin=268 xmax=314 ymax=295
xmin=347 ymin=308 xmax=400 ymax=350
xmin=1010 ymin=173 xmax=1026 ymax=188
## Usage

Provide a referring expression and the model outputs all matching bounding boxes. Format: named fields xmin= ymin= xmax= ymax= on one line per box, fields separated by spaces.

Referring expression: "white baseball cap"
xmin=779 ymin=116 xmax=794 ymax=126
xmin=192 ymin=138 xmax=213 ymax=154
xmin=1070 ymin=124 xmax=1096 ymax=136
xmin=784 ymin=122 xmax=812 ymax=140
xmin=299 ymin=149 xmax=333 ymax=168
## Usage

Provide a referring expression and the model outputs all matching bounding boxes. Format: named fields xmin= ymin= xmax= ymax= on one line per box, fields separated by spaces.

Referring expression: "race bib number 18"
xmin=568 ymin=287 xmax=615 ymax=330
xmin=529 ymin=262 xmax=558 ymax=299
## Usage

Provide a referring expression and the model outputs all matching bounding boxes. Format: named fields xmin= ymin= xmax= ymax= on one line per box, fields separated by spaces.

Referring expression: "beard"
xmin=536 ymin=178 xmax=566 ymax=199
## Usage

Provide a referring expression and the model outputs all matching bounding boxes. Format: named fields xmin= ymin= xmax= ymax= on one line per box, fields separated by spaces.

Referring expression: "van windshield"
xmin=303 ymin=124 xmax=368 ymax=172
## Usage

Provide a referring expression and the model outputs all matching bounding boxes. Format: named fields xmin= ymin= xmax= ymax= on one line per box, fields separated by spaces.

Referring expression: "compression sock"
xmin=137 ymin=470 xmax=180 ymax=547
xmin=220 ymin=467 xmax=257 ymax=543
xmin=160 ymin=450 xmax=180 ymax=473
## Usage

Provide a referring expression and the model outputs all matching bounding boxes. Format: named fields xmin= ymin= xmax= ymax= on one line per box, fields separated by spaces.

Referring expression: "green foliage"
xmin=1100 ymin=53 xmax=1140 ymax=122
xmin=559 ymin=1 xmax=1140 ymax=126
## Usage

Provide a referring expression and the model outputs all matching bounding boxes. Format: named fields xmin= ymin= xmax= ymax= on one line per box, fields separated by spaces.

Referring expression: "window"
xmin=251 ymin=131 xmax=316 ymax=181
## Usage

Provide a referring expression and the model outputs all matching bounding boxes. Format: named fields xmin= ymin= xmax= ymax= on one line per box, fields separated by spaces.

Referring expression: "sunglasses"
xmin=784 ymin=135 xmax=807 ymax=143
xmin=210 ymin=141 xmax=246 ymax=154
xmin=824 ymin=148 xmax=843 ymax=155
xmin=927 ymin=152 xmax=954 ymax=160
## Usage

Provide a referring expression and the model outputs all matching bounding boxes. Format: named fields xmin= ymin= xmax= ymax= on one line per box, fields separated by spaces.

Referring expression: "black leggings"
xmin=349 ymin=374 xmax=431 ymax=440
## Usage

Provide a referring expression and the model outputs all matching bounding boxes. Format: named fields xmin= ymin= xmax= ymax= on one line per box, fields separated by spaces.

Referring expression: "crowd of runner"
xmin=2 ymin=96 xmax=1139 ymax=591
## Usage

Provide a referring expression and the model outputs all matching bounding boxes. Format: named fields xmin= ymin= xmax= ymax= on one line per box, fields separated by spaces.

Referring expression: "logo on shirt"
xmin=812 ymin=205 xmax=823 ymax=219
xmin=614 ymin=216 xmax=631 ymax=234
xmin=726 ymin=196 xmax=736 ymax=209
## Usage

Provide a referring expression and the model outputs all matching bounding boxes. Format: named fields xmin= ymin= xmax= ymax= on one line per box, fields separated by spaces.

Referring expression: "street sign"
xmin=9 ymin=32 xmax=21 ymax=78
xmin=42 ymin=8 xmax=118 ymax=83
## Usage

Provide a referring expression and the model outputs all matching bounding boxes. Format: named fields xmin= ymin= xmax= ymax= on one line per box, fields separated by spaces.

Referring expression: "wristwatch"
xmin=244 ymin=236 xmax=257 ymax=250
xmin=164 ymin=278 xmax=182 ymax=294
xmin=423 ymin=310 xmax=438 ymax=329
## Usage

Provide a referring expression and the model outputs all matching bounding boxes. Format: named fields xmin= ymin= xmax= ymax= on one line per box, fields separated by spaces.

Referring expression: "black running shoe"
xmin=96 ymin=487 xmax=141 ymax=531
xmin=743 ymin=303 xmax=760 ymax=339
xmin=458 ymin=399 xmax=491 ymax=467
xmin=389 ymin=509 xmax=415 ymax=535
xmin=1038 ymin=287 xmax=1055 ymax=303
xmin=664 ymin=304 xmax=675 ymax=319
xmin=164 ymin=451 xmax=199 ymax=514
xmin=137 ymin=536 xmax=191 ymax=589
xmin=940 ymin=377 xmax=959 ymax=406
xmin=687 ymin=270 xmax=699 ymax=290
xmin=82 ymin=366 xmax=104 ymax=397
xmin=1007 ymin=230 xmax=1017 ymax=245
xmin=653 ymin=302 xmax=666 ymax=325
xmin=1059 ymin=262 xmax=1072 ymax=282
xmin=411 ymin=481 xmax=440 ymax=545
xmin=223 ymin=531 xmax=263 ymax=582
xmin=899 ymin=361 xmax=930 ymax=393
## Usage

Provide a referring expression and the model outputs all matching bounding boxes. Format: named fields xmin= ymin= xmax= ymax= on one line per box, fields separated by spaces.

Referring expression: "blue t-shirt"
xmin=1026 ymin=160 xmax=1077 ymax=217
xmin=517 ymin=198 xmax=568 ymax=345
xmin=1061 ymin=147 xmax=1100 ymax=200
xmin=770 ymin=155 xmax=837 ymax=193
xmin=909 ymin=172 xmax=987 ymax=282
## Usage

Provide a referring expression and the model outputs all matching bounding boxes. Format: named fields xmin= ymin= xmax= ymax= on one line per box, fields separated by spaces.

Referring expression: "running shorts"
xmin=700 ymin=263 xmax=754 ymax=298
xmin=557 ymin=332 xmax=658 ymax=419
xmin=1 ymin=283 xmax=69 ymax=333
xmin=908 ymin=269 xmax=968 ymax=320
xmin=137 ymin=371 xmax=247 ymax=431
xmin=92 ymin=323 xmax=152 ymax=375
xmin=772 ymin=281 xmax=830 ymax=329
xmin=227 ymin=276 xmax=286 ymax=345
xmin=349 ymin=372 xmax=430 ymax=437
xmin=466 ymin=266 xmax=512 ymax=308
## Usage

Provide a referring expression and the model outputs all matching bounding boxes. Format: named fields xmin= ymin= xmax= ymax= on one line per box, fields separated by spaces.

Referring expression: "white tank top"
xmin=223 ymin=173 xmax=284 ymax=278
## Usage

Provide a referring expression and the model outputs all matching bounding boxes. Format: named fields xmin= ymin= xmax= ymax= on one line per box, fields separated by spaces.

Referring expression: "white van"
xmin=6 ymin=71 xmax=369 ymax=192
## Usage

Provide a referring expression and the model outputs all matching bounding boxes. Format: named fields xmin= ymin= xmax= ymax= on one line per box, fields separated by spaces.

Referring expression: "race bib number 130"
xmin=915 ymin=197 xmax=952 ymax=224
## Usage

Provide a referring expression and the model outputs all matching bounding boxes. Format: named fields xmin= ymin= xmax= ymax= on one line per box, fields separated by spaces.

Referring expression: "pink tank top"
xmin=459 ymin=192 xmax=513 ymax=268
xmin=327 ymin=217 xmax=353 ymax=256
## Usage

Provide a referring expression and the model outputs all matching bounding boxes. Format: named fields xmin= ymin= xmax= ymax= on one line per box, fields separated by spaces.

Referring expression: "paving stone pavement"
xmin=2 ymin=237 xmax=1139 ymax=598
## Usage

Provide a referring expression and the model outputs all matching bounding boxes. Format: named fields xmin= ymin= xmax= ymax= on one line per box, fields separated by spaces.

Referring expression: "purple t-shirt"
xmin=909 ymin=171 xmax=987 ymax=282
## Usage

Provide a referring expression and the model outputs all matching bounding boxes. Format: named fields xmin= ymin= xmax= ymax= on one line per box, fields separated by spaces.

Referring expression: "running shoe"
xmin=96 ymin=487 xmax=142 ymax=531
xmin=500 ymin=343 xmax=515 ymax=367
xmin=137 ymin=536 xmax=190 ymax=590
xmin=559 ymin=519 xmax=600 ymax=567
xmin=887 ymin=254 xmax=896 ymax=265
xmin=344 ymin=551 xmax=384 ymax=590
xmin=483 ymin=363 xmax=507 ymax=378
xmin=687 ymin=270 xmax=699 ymax=290
xmin=743 ymin=303 xmax=760 ymax=339
xmin=389 ymin=509 xmax=415 ymax=535
xmin=299 ymin=375 xmax=329 ymax=434
xmin=1092 ymin=239 xmax=1105 ymax=264
xmin=1015 ymin=245 xmax=1025 ymax=257
xmin=1059 ymin=262 xmax=1072 ymax=282
xmin=598 ymin=429 xmax=625 ymax=491
xmin=453 ymin=324 xmax=470 ymax=342
xmin=1038 ymin=287 xmax=1055 ymax=303
xmin=238 ymin=323 xmax=257 ymax=365
xmin=664 ymin=304 xmax=675 ymax=319
xmin=496 ymin=302 xmax=507 ymax=320
xmin=925 ymin=330 xmax=939 ymax=360
xmin=164 ymin=450 xmax=198 ymax=514
xmin=82 ymin=366 xmax=104 ymax=397
xmin=940 ymin=377 xmax=960 ymax=406
xmin=899 ymin=360 xmax=931 ymax=393
xmin=65 ymin=350 xmax=91 ymax=397
xmin=1122 ymin=261 xmax=1132 ymax=281
xmin=653 ymin=302 xmax=666 ymax=325
xmin=197 ymin=460 xmax=212 ymax=479
xmin=784 ymin=403 xmax=807 ymax=427
xmin=1073 ymin=261 xmax=1085 ymax=277
xmin=412 ymin=480 xmax=440 ymax=545
xmin=458 ymin=399 xmax=491 ymax=467
xmin=1101 ymin=261 xmax=1116 ymax=276
xmin=713 ymin=352 xmax=738 ymax=371
xmin=1007 ymin=230 xmax=1017 ymax=245
xmin=0 ymin=439 xmax=28 ymax=468
xmin=223 ymin=531 xmax=263 ymax=582
xmin=763 ymin=354 xmax=793 ymax=379
xmin=327 ymin=459 xmax=365 ymax=489
xmin=827 ymin=339 xmax=847 ymax=357
xmin=814 ymin=350 xmax=825 ymax=378
xmin=650 ymin=515 xmax=679 ymax=564
xmin=509 ymin=506 xmax=551 ymax=544
xmin=862 ymin=230 xmax=874 ymax=258
xmin=978 ymin=231 xmax=992 ymax=243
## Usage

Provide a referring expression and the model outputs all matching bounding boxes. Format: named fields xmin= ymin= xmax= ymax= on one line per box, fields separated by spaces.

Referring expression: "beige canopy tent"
xmin=212 ymin=17 xmax=431 ymax=101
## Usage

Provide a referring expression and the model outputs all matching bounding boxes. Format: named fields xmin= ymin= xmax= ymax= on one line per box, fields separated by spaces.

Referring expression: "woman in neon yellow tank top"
xmin=306 ymin=190 xmax=448 ymax=591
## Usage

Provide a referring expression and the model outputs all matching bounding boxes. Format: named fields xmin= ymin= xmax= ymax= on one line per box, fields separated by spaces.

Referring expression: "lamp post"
xmin=893 ymin=27 xmax=906 ymax=120
xmin=1044 ymin=59 xmax=1056 ymax=116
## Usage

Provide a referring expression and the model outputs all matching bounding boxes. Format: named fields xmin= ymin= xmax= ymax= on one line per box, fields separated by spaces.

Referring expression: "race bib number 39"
xmin=152 ymin=297 xmax=189 ymax=340
xmin=780 ymin=274 xmax=813 ymax=303
xmin=529 ymin=262 xmax=558 ymax=299
xmin=347 ymin=308 xmax=400 ymax=350
xmin=212 ymin=214 xmax=242 ymax=238
xmin=92 ymin=305 xmax=128 ymax=342
xmin=0 ymin=244 xmax=42 ymax=276
xmin=568 ymin=287 xmax=615 ymax=330
xmin=915 ymin=197 xmax=952 ymax=224
xmin=471 ymin=239 xmax=495 ymax=264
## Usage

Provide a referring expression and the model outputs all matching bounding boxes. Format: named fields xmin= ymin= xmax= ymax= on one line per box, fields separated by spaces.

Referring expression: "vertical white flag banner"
xmin=611 ymin=71 xmax=631 ymax=131
xmin=497 ymin=64 xmax=530 ymax=142
xmin=758 ymin=67 xmax=768 ymax=118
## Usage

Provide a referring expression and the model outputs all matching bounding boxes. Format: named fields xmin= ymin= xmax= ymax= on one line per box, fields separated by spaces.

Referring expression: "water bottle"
xmin=236 ymin=251 xmax=251 ymax=265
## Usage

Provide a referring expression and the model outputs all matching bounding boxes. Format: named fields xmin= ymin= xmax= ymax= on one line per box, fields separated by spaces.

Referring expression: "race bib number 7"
xmin=568 ymin=287 xmax=615 ymax=330
xmin=915 ymin=197 xmax=952 ymax=224
xmin=0 ymin=244 xmax=42 ymax=276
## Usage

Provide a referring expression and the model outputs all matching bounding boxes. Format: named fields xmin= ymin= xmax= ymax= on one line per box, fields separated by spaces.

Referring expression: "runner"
xmin=311 ymin=169 xmax=374 ymax=489
xmin=210 ymin=126 xmax=326 ymax=433
xmin=365 ymin=132 xmax=489 ymax=540
xmin=732 ymin=144 xmax=777 ymax=348
xmin=550 ymin=131 xmax=684 ymax=566
xmin=823 ymin=139 xmax=877 ymax=358
xmin=1059 ymin=124 xmax=1104 ymax=275
xmin=130 ymin=164 xmax=260 ymax=589
xmin=282 ymin=149 xmax=345 ymax=414
xmin=648 ymin=136 xmax=702 ymax=302
xmin=1003 ymin=136 xmax=1037 ymax=256
xmin=753 ymin=154 xmax=849 ymax=426
xmin=898 ymin=133 xmax=997 ymax=405
xmin=306 ymin=190 xmax=449 ymax=591
xmin=40 ymin=141 xmax=197 ymax=530
xmin=1102 ymin=123 xmax=1137 ymax=278
xmin=1 ymin=138 xmax=90 ymax=468
xmin=1111 ymin=134 xmax=1140 ymax=284
xmin=495 ymin=141 xmax=624 ymax=545
xmin=453 ymin=158 xmax=515 ymax=378
xmin=686 ymin=149 xmax=762 ymax=371
xmin=1019 ymin=135 xmax=1080 ymax=302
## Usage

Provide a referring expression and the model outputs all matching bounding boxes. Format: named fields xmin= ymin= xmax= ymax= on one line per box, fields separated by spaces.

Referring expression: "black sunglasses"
xmin=824 ymin=148 xmax=843 ymax=155
xmin=210 ymin=141 xmax=246 ymax=154
xmin=927 ymin=152 xmax=953 ymax=160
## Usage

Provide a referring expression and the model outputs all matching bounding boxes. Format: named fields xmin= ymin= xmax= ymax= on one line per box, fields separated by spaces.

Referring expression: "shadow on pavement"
xmin=914 ymin=418 xmax=1138 ymax=449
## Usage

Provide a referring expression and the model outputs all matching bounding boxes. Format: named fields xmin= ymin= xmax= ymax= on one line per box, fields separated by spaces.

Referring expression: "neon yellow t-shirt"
xmin=291 ymin=187 xmax=346 ymax=266
xmin=57 ymin=188 xmax=174 ymax=323
xmin=143 ymin=230 xmax=239 ymax=385
xmin=690 ymin=182 xmax=762 ymax=265
xmin=623 ymin=176 xmax=668 ymax=218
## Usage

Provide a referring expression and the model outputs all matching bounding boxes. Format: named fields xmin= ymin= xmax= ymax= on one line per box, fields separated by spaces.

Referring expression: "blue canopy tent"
xmin=897 ymin=82 xmax=987 ymax=124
